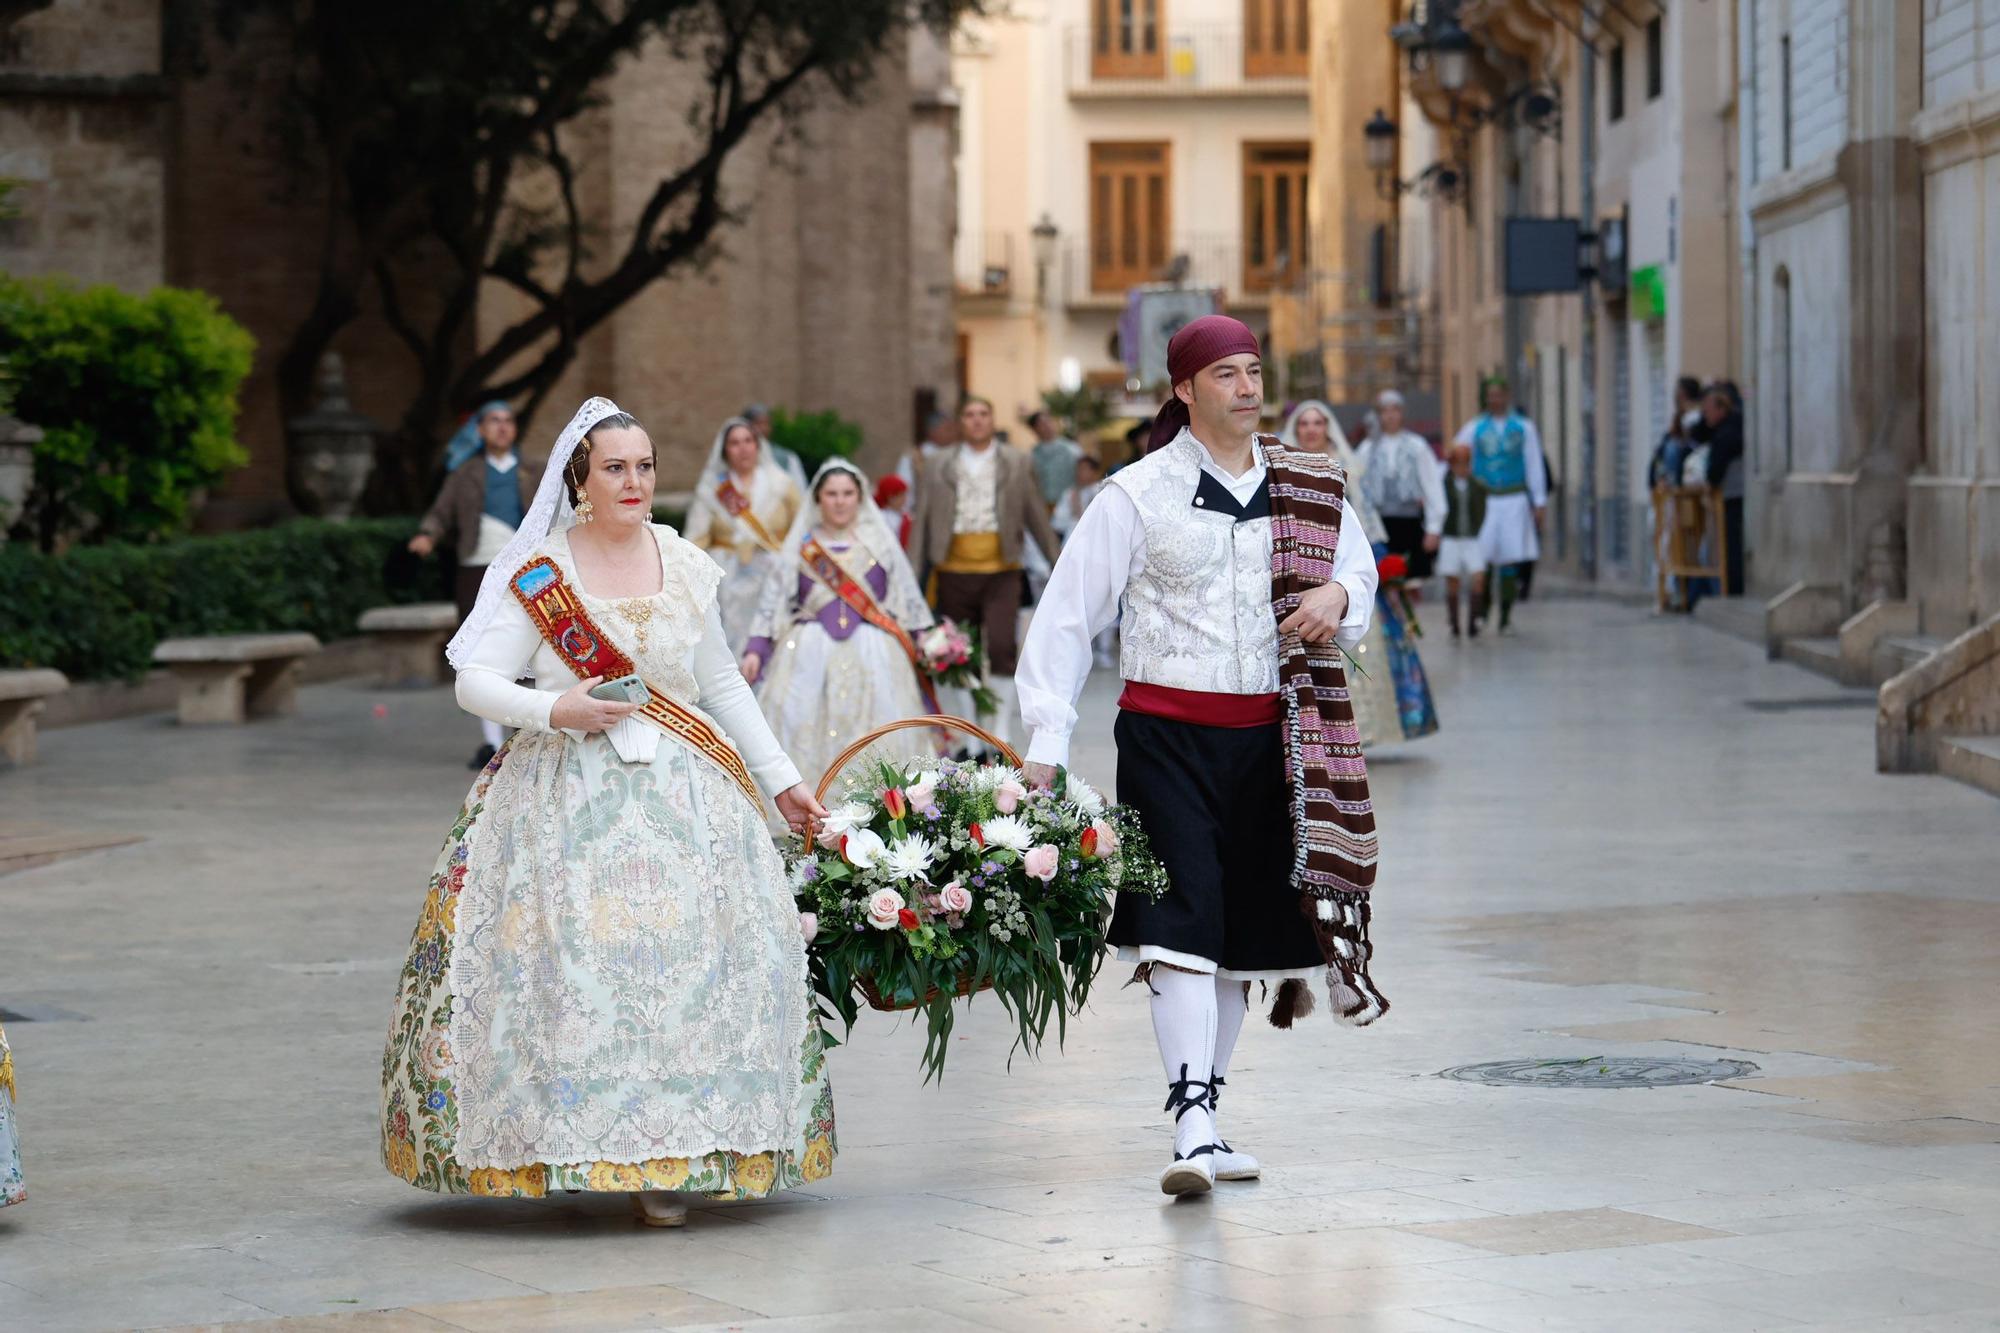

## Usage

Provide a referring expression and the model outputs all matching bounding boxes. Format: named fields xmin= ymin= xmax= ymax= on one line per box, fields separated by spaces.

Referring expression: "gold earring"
xmin=575 ymin=498 xmax=595 ymax=524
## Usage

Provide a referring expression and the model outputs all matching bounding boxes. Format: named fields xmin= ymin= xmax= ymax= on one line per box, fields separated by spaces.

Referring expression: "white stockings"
xmin=1149 ymin=965 xmax=1218 ymax=1160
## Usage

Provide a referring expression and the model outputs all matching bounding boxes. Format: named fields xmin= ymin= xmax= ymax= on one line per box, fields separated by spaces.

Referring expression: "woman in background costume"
xmin=1282 ymin=401 xmax=1438 ymax=743
xmin=682 ymin=417 xmax=803 ymax=653
xmin=0 ymin=1022 xmax=23 ymax=1207
xmin=742 ymin=460 xmax=937 ymax=785
xmin=380 ymin=398 xmax=831 ymax=1230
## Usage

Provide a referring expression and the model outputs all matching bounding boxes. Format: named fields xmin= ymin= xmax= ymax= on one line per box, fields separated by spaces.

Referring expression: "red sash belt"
xmin=1117 ymin=681 xmax=1282 ymax=728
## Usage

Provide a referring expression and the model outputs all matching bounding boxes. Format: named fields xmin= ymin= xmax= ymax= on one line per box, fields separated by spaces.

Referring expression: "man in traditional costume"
xmin=1354 ymin=390 xmax=1446 ymax=579
xmin=1018 ymin=316 xmax=1388 ymax=1198
xmin=409 ymin=400 xmax=538 ymax=769
xmin=911 ymin=396 xmax=1063 ymax=749
xmin=1452 ymin=377 xmax=1548 ymax=633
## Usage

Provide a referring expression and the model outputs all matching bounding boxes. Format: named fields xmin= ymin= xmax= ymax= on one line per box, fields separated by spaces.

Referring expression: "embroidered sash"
xmin=509 ymin=557 xmax=763 ymax=809
xmin=1262 ymin=437 xmax=1387 ymax=1030
xmin=716 ymin=478 xmax=784 ymax=553
xmin=797 ymin=536 xmax=940 ymax=714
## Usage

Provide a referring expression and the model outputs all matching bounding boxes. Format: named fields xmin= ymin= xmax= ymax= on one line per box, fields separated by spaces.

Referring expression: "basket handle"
xmin=813 ymin=714 xmax=1023 ymax=804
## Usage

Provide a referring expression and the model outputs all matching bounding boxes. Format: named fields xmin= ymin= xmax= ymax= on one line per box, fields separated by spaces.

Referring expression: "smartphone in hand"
xmin=588 ymin=673 xmax=648 ymax=704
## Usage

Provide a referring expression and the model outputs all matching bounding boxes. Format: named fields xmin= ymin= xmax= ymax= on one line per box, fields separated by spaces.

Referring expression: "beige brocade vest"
xmin=1108 ymin=433 xmax=1281 ymax=696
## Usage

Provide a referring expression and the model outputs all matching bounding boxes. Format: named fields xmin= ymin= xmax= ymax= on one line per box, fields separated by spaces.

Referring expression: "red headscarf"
xmin=1148 ymin=314 xmax=1262 ymax=451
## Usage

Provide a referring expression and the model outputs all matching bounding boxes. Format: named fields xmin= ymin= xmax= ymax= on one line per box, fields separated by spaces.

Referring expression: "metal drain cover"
xmin=1440 ymin=1056 xmax=1758 ymax=1089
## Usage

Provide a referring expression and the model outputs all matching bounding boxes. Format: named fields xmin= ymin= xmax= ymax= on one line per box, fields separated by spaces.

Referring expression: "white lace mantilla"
xmin=447 ymin=531 xmax=809 ymax=1170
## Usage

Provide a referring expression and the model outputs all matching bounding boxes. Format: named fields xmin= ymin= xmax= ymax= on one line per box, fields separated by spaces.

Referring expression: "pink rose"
xmin=1023 ymin=844 xmax=1060 ymax=882
xmin=938 ymin=881 xmax=973 ymax=914
xmin=1090 ymin=817 xmax=1119 ymax=856
xmin=906 ymin=778 xmax=937 ymax=810
xmin=798 ymin=912 xmax=819 ymax=943
xmin=994 ymin=778 xmax=1027 ymax=814
xmin=865 ymin=888 xmax=906 ymax=931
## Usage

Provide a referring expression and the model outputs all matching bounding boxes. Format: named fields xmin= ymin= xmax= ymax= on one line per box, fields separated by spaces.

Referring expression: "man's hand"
xmin=775 ymin=784 xmax=829 ymax=840
xmin=407 ymin=533 xmax=436 ymax=557
xmin=1422 ymin=532 xmax=1441 ymax=553
xmin=1533 ymin=505 xmax=1547 ymax=529
xmin=1025 ymin=761 xmax=1059 ymax=791
xmin=1277 ymin=581 xmax=1351 ymax=645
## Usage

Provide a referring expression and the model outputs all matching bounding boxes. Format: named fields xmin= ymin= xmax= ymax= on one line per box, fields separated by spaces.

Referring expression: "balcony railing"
xmin=1059 ymin=234 xmax=1279 ymax=308
xmin=953 ymin=231 xmax=1016 ymax=300
xmin=1064 ymin=24 xmax=1309 ymax=98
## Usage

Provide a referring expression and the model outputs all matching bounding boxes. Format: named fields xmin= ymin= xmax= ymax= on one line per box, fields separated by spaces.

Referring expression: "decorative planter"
xmin=286 ymin=353 xmax=381 ymax=521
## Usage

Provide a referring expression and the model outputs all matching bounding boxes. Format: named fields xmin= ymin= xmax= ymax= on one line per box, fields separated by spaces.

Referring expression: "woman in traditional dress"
xmin=1281 ymin=401 xmax=1439 ymax=744
xmin=740 ymin=460 xmax=938 ymax=787
xmin=380 ymin=398 xmax=833 ymax=1229
xmin=682 ymin=417 xmax=803 ymax=654
xmin=0 ymin=1022 xmax=23 ymax=1208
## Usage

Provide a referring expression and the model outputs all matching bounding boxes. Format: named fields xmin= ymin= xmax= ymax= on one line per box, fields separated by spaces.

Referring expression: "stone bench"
xmin=153 ymin=633 xmax=322 ymax=725
xmin=358 ymin=602 xmax=459 ymax=687
xmin=0 ymin=668 xmax=69 ymax=764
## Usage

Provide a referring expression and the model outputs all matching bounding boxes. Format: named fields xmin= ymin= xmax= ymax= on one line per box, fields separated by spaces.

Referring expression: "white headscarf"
xmin=1280 ymin=399 xmax=1386 ymax=545
xmin=684 ymin=415 xmax=795 ymax=536
xmin=446 ymin=395 xmax=627 ymax=670
xmin=751 ymin=458 xmax=933 ymax=642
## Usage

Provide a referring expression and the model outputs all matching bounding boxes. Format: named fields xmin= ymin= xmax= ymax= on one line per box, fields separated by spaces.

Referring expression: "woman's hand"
xmin=1277 ymin=581 xmax=1352 ymax=644
xmin=740 ymin=652 xmax=762 ymax=684
xmin=1025 ymin=762 xmax=1059 ymax=791
xmin=774 ymin=784 xmax=828 ymax=840
xmin=548 ymin=676 xmax=639 ymax=734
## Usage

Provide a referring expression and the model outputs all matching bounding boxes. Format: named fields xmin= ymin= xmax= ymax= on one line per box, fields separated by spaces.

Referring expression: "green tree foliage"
xmin=1039 ymin=383 xmax=1112 ymax=437
xmin=0 ymin=276 xmax=255 ymax=550
xmin=768 ymin=407 xmax=863 ymax=478
xmin=180 ymin=0 xmax=979 ymax=509
xmin=0 ymin=518 xmax=433 ymax=680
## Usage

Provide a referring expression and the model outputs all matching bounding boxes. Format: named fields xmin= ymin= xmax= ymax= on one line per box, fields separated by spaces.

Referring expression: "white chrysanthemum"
xmin=973 ymin=763 xmax=1024 ymax=792
xmin=881 ymin=833 xmax=938 ymax=881
xmin=1066 ymin=776 xmax=1106 ymax=816
xmin=980 ymin=814 xmax=1034 ymax=852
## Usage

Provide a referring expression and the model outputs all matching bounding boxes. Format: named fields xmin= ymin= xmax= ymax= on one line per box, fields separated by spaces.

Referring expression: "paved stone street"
xmin=2 ymin=600 xmax=1998 ymax=1332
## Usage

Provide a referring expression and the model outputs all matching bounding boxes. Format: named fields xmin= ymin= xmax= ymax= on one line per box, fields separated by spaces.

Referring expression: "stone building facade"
xmin=1 ymin=0 xmax=953 ymax=520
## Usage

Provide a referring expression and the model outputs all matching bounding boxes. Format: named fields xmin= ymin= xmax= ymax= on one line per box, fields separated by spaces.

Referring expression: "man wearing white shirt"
xmin=1018 ymin=316 xmax=1379 ymax=1199
xmin=1451 ymin=376 xmax=1549 ymax=633
xmin=1355 ymin=390 xmax=1446 ymax=577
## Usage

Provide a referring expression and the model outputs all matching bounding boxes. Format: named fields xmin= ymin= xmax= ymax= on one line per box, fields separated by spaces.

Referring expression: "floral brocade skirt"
xmin=380 ymin=734 xmax=836 ymax=1200
xmin=0 ymin=1024 xmax=22 ymax=1207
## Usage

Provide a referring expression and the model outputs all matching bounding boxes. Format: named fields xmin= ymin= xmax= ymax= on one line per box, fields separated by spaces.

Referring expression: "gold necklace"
xmin=612 ymin=597 xmax=655 ymax=651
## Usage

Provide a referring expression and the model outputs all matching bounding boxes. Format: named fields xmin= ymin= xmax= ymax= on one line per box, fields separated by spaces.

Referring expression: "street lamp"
xmin=1430 ymin=18 xmax=1473 ymax=93
xmin=1363 ymin=108 xmax=1397 ymax=172
xmin=1030 ymin=213 xmax=1059 ymax=304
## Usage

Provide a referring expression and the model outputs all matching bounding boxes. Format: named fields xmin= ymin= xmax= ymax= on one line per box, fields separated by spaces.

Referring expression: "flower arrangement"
xmin=916 ymin=618 xmax=997 ymax=713
xmin=792 ymin=758 xmax=1170 ymax=1081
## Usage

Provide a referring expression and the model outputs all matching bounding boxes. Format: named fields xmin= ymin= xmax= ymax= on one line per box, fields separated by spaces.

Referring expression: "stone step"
xmin=1692 ymin=595 xmax=1763 ymax=646
xmin=1874 ymin=634 xmax=1946 ymax=685
xmin=0 ymin=825 xmax=144 ymax=878
xmin=1780 ymin=635 xmax=1844 ymax=681
xmin=1937 ymin=736 xmax=2000 ymax=801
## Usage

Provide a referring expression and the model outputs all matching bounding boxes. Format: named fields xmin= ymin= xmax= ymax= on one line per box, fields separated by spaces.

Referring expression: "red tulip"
xmin=882 ymin=787 xmax=908 ymax=821
xmin=838 ymin=834 xmax=851 ymax=863
xmin=969 ymin=822 xmax=984 ymax=848
xmin=898 ymin=908 xmax=919 ymax=930
xmin=1080 ymin=826 xmax=1100 ymax=858
xmin=1377 ymin=554 xmax=1409 ymax=580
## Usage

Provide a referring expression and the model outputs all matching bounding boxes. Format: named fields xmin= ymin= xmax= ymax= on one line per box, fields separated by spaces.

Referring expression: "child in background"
xmin=873 ymin=473 xmax=913 ymax=548
xmin=1435 ymin=442 xmax=1490 ymax=638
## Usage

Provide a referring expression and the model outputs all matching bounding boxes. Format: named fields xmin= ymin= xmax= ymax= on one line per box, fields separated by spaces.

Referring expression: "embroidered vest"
xmin=1471 ymin=415 xmax=1529 ymax=493
xmin=1108 ymin=433 xmax=1279 ymax=696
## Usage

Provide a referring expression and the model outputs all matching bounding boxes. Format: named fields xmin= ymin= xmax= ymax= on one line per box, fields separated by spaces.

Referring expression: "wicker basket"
xmin=812 ymin=715 xmax=1022 ymax=1013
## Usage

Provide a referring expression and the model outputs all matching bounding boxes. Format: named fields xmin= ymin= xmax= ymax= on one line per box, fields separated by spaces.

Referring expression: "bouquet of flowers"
xmin=916 ymin=619 xmax=997 ymax=714
xmin=793 ymin=759 xmax=1171 ymax=1080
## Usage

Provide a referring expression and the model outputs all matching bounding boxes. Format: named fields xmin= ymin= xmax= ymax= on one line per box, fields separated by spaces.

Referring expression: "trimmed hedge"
xmin=1 ymin=518 xmax=441 ymax=682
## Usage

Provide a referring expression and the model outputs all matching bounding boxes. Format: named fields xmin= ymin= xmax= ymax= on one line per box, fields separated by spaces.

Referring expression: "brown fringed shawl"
xmin=1260 ymin=438 xmax=1389 ymax=1029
